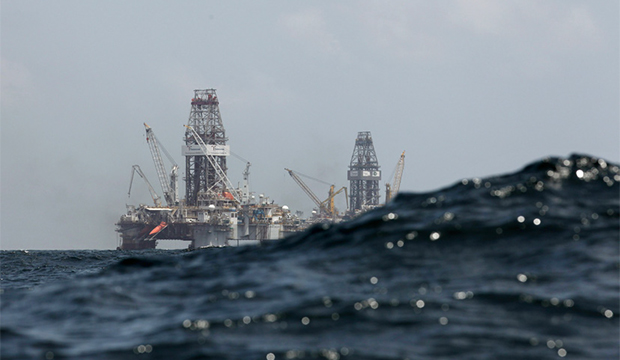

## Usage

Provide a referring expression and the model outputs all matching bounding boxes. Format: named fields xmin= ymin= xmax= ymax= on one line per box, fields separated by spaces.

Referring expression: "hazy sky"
xmin=2 ymin=1 xmax=618 ymax=250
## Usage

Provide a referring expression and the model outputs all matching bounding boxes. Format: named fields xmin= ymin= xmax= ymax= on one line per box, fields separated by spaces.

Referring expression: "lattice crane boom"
xmin=386 ymin=151 xmax=405 ymax=203
xmin=392 ymin=151 xmax=406 ymax=194
xmin=320 ymin=186 xmax=349 ymax=217
xmin=285 ymin=168 xmax=325 ymax=212
xmin=128 ymin=165 xmax=162 ymax=207
xmin=144 ymin=123 xmax=178 ymax=206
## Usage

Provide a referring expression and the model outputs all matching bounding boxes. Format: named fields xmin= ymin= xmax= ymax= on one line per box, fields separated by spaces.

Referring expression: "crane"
xmin=285 ymin=168 xmax=325 ymax=213
xmin=128 ymin=165 xmax=162 ymax=207
xmin=385 ymin=151 xmax=405 ymax=203
xmin=184 ymin=125 xmax=241 ymax=203
xmin=320 ymin=186 xmax=349 ymax=217
xmin=144 ymin=123 xmax=178 ymax=206
xmin=241 ymin=161 xmax=252 ymax=205
xmin=231 ymin=151 xmax=253 ymax=205
xmin=285 ymin=169 xmax=347 ymax=218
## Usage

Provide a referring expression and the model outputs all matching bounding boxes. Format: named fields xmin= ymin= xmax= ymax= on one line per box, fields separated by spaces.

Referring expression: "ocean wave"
xmin=1 ymin=154 xmax=618 ymax=360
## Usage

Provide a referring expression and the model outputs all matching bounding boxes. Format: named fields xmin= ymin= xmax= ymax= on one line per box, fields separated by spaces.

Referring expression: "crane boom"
xmin=392 ymin=151 xmax=405 ymax=195
xmin=144 ymin=123 xmax=178 ymax=206
xmin=386 ymin=151 xmax=405 ymax=203
xmin=128 ymin=165 xmax=162 ymax=207
xmin=320 ymin=186 xmax=348 ymax=217
xmin=285 ymin=168 xmax=325 ymax=212
xmin=242 ymin=162 xmax=251 ymax=205
xmin=185 ymin=125 xmax=241 ymax=203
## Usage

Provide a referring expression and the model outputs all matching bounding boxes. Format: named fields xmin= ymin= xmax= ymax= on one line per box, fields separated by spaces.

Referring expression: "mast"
xmin=183 ymin=89 xmax=229 ymax=207
xmin=348 ymin=131 xmax=381 ymax=212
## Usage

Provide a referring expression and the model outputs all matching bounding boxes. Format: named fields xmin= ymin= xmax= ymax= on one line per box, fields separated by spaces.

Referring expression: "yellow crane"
xmin=385 ymin=151 xmax=405 ymax=203
xmin=320 ymin=185 xmax=349 ymax=217
xmin=285 ymin=169 xmax=348 ymax=218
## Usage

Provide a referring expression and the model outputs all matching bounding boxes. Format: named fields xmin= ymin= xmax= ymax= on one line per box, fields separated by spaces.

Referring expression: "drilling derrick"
xmin=348 ymin=131 xmax=381 ymax=212
xmin=183 ymin=89 xmax=229 ymax=207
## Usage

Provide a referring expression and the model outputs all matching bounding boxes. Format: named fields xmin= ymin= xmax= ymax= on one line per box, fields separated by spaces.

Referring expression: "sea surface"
xmin=1 ymin=154 xmax=618 ymax=360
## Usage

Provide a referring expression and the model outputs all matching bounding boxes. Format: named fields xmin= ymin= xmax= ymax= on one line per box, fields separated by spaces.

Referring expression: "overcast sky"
xmin=2 ymin=1 xmax=618 ymax=250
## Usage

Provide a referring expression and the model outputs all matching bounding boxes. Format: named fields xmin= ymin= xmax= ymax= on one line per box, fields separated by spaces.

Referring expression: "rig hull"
xmin=116 ymin=203 xmax=307 ymax=250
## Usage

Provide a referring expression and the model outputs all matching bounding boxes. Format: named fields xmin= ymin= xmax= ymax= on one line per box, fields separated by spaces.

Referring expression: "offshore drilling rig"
xmin=283 ymin=131 xmax=404 ymax=220
xmin=116 ymin=89 xmax=304 ymax=250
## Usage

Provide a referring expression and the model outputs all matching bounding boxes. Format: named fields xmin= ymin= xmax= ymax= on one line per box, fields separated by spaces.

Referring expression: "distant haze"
xmin=2 ymin=1 xmax=618 ymax=249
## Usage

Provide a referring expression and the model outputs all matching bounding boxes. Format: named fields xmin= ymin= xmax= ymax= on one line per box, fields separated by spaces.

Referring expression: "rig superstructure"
xmin=116 ymin=89 xmax=304 ymax=250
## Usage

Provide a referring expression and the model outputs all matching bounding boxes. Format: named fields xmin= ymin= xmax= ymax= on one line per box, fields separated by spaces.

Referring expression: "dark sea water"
xmin=2 ymin=154 xmax=618 ymax=360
